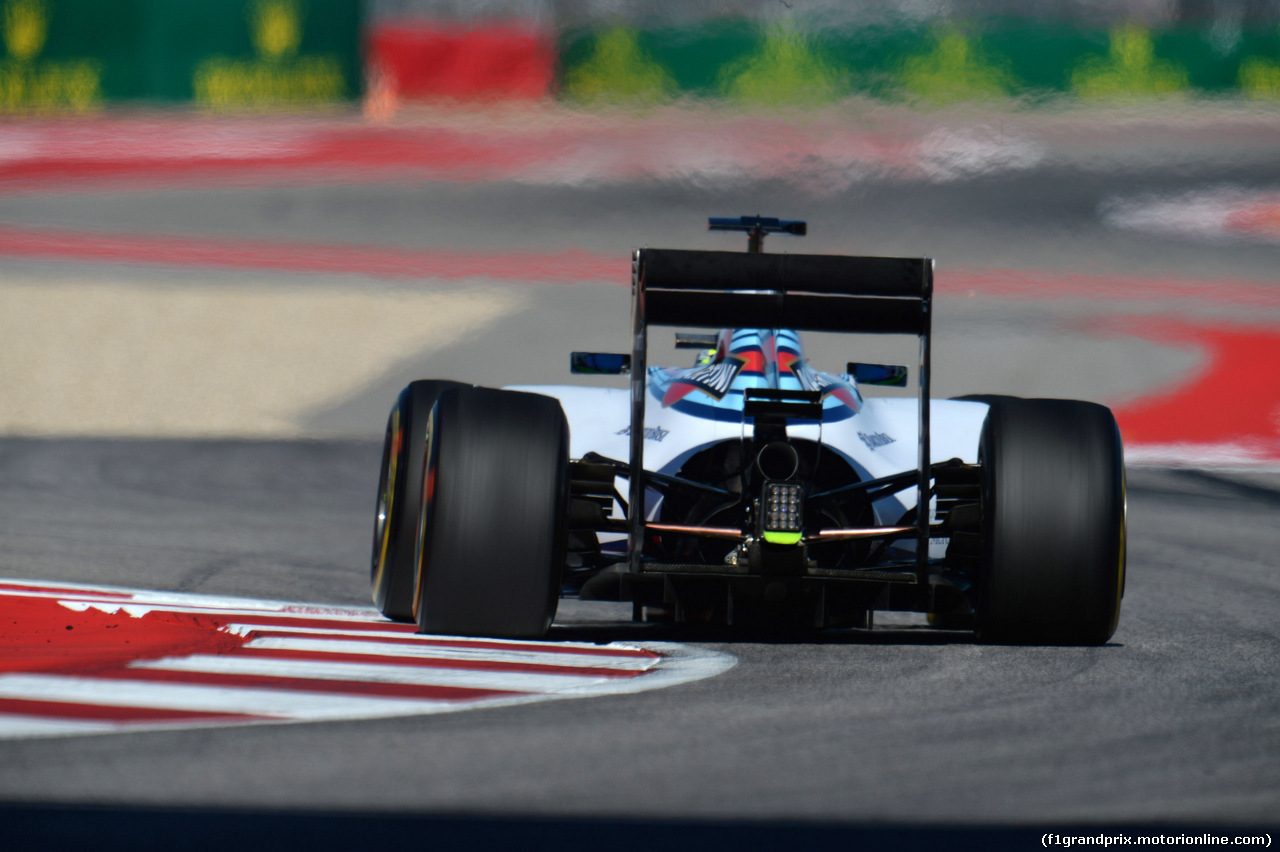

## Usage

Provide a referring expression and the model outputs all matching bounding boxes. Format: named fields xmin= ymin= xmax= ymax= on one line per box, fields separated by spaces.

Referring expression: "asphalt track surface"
xmin=0 ymin=440 xmax=1276 ymax=842
xmin=0 ymin=108 xmax=1278 ymax=845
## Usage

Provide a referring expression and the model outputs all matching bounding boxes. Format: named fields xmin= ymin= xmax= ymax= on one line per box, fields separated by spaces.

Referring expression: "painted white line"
xmin=55 ymin=600 xmax=393 ymax=621
xmin=0 ymin=583 xmax=352 ymax=613
xmin=132 ymin=655 xmax=625 ymax=694
xmin=221 ymin=623 xmax=658 ymax=657
xmin=1125 ymin=442 xmax=1280 ymax=468
xmin=0 ymin=674 xmax=458 ymax=720
xmin=586 ymin=641 xmax=738 ymax=696
xmin=238 ymin=636 xmax=658 ymax=671
xmin=0 ymin=715 xmax=120 ymax=738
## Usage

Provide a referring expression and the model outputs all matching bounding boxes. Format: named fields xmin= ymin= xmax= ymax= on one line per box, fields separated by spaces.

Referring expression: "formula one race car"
xmin=370 ymin=217 xmax=1126 ymax=645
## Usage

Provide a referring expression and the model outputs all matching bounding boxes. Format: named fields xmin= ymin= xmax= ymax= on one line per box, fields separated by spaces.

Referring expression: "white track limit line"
xmin=132 ymin=654 xmax=639 ymax=694
xmin=236 ymin=636 xmax=661 ymax=671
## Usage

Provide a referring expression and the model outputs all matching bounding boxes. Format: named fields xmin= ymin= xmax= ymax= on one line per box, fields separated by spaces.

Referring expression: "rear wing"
xmin=627 ymin=247 xmax=937 ymax=582
xmin=637 ymin=248 xmax=931 ymax=334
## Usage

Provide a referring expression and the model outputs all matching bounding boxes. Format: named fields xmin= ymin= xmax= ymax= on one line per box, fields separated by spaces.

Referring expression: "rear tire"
xmin=371 ymin=380 xmax=466 ymax=621
xmin=976 ymin=398 xmax=1126 ymax=645
xmin=415 ymin=386 xmax=569 ymax=639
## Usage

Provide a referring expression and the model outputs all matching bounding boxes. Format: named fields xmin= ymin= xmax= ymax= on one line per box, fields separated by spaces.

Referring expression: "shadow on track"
xmin=1128 ymin=468 xmax=1280 ymax=508
xmin=549 ymin=621 xmax=1127 ymax=649
xmin=8 ymin=802 xmax=1249 ymax=852
xmin=548 ymin=618 xmax=978 ymax=647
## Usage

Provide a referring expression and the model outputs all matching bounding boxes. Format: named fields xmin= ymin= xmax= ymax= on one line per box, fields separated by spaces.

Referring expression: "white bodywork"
xmin=506 ymin=384 xmax=988 ymax=558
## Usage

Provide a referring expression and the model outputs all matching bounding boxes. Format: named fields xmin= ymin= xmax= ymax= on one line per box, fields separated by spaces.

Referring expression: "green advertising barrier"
xmin=7 ymin=3 xmax=1280 ymax=112
xmin=0 ymin=0 xmax=360 ymax=112
xmin=558 ymin=20 xmax=1280 ymax=106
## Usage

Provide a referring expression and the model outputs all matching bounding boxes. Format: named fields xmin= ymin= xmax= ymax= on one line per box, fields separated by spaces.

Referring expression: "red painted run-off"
xmin=0 ymin=123 xmax=569 ymax=193
xmin=1105 ymin=321 xmax=1280 ymax=466
xmin=947 ymin=270 xmax=1280 ymax=466
xmin=1226 ymin=201 xmax=1280 ymax=239
xmin=0 ymin=225 xmax=620 ymax=282
xmin=0 ymin=116 xmax=926 ymax=196
xmin=1 ymin=594 xmax=240 ymax=674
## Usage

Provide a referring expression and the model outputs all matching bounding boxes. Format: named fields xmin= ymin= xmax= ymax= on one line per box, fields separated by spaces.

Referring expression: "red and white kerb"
xmin=0 ymin=580 xmax=734 ymax=740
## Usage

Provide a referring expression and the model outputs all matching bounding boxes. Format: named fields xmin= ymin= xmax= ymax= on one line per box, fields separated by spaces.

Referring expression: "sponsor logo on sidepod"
xmin=616 ymin=425 xmax=671 ymax=442
xmin=858 ymin=431 xmax=896 ymax=451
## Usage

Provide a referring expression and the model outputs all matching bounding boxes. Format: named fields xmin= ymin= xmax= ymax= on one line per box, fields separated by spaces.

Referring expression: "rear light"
xmin=762 ymin=481 xmax=802 ymax=545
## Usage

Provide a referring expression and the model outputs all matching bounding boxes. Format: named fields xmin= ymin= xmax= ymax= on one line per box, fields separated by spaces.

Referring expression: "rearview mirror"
xmin=849 ymin=362 xmax=908 ymax=387
xmin=571 ymin=352 xmax=631 ymax=375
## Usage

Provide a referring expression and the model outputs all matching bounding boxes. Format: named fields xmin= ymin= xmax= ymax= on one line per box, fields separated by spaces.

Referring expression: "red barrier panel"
xmin=366 ymin=21 xmax=555 ymax=102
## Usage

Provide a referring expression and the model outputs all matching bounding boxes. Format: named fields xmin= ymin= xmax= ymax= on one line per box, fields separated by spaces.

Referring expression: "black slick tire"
xmin=414 ymin=386 xmax=569 ymax=639
xmin=371 ymin=379 xmax=466 ymax=622
xmin=977 ymin=398 xmax=1126 ymax=645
